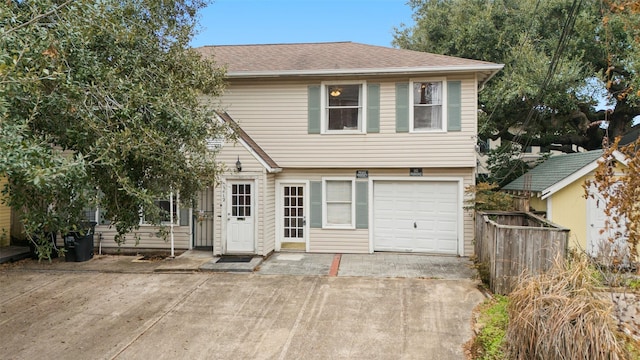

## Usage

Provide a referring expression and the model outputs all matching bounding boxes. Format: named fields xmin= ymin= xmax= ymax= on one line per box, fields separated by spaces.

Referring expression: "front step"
xmin=280 ymin=242 xmax=305 ymax=251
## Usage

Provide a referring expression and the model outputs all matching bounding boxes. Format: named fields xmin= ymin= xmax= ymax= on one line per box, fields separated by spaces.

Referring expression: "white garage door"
xmin=373 ymin=181 xmax=459 ymax=254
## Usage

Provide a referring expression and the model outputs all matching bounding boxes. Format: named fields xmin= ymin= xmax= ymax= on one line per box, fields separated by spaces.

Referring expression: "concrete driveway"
xmin=0 ymin=263 xmax=484 ymax=359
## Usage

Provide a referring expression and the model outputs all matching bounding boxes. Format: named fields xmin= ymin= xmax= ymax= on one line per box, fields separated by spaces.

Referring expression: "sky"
xmin=190 ymin=0 xmax=415 ymax=48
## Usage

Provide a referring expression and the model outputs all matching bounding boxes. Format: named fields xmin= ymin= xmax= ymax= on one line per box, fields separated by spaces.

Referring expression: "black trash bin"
xmin=64 ymin=222 xmax=97 ymax=262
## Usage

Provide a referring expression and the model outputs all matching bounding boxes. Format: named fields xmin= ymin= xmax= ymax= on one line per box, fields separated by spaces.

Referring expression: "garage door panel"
xmin=373 ymin=181 xmax=458 ymax=254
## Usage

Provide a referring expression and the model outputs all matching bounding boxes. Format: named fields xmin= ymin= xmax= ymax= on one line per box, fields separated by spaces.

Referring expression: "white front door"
xmin=226 ymin=181 xmax=255 ymax=253
xmin=278 ymin=183 xmax=307 ymax=249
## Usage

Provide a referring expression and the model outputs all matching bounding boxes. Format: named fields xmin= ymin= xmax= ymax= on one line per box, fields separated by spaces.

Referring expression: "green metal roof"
xmin=502 ymin=150 xmax=604 ymax=193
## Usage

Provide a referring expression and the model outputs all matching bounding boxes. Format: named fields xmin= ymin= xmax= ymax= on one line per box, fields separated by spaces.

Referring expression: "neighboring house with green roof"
xmin=502 ymin=150 xmax=628 ymax=254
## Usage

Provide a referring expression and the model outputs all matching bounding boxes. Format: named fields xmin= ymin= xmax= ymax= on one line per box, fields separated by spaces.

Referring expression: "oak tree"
xmin=394 ymin=0 xmax=640 ymax=153
xmin=1 ymin=0 xmax=226 ymax=258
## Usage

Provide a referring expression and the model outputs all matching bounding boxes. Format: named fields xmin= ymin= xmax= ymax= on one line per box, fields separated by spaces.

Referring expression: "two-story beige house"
xmin=94 ymin=42 xmax=503 ymax=257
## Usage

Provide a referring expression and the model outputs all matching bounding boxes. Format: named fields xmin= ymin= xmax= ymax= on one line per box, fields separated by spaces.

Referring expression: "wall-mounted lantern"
xmin=235 ymin=156 xmax=242 ymax=172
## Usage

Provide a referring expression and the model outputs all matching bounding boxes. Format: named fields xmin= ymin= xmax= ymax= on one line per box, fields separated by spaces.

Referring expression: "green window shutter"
xmin=447 ymin=81 xmax=462 ymax=132
xmin=367 ymin=84 xmax=380 ymax=133
xmin=179 ymin=207 xmax=190 ymax=226
xmin=395 ymin=83 xmax=409 ymax=132
xmin=355 ymin=181 xmax=368 ymax=229
xmin=309 ymin=181 xmax=322 ymax=228
xmin=308 ymin=85 xmax=321 ymax=134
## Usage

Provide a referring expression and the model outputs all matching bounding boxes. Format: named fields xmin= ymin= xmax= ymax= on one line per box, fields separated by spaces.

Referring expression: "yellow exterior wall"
xmin=547 ymin=175 xmax=588 ymax=250
xmin=0 ymin=177 xmax=11 ymax=246
xmin=529 ymin=196 xmax=547 ymax=213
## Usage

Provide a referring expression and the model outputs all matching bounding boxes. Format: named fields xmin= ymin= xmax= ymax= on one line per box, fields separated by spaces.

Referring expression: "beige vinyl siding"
xmin=275 ymin=167 xmax=475 ymax=256
xmin=0 ymin=177 xmax=10 ymax=246
xmin=261 ymin=173 xmax=276 ymax=255
xmin=212 ymin=75 xmax=478 ymax=169
xmin=212 ymin=142 xmax=272 ymax=255
xmin=93 ymin=226 xmax=191 ymax=251
xmin=308 ymin=229 xmax=369 ymax=253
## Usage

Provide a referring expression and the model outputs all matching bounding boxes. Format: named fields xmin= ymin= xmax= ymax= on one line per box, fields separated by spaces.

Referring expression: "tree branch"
xmin=3 ymin=0 xmax=73 ymax=36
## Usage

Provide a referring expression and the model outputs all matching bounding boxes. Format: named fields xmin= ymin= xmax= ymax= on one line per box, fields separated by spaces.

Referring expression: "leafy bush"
xmin=465 ymin=182 xmax=516 ymax=211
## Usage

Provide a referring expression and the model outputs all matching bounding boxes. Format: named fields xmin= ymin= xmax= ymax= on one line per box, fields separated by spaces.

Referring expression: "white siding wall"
xmin=95 ymin=142 xmax=269 ymax=253
xmin=262 ymin=173 xmax=276 ymax=255
xmin=213 ymin=74 xmax=478 ymax=169
xmin=211 ymin=142 xmax=272 ymax=255
xmin=276 ymin=167 xmax=476 ymax=256
xmin=94 ymin=226 xmax=191 ymax=251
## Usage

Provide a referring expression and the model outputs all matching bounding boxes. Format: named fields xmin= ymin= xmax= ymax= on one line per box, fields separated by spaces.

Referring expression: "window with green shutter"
xmin=396 ymin=83 xmax=409 ymax=132
xmin=399 ymin=79 xmax=463 ymax=132
xmin=447 ymin=81 xmax=462 ymax=131
xmin=308 ymin=85 xmax=321 ymax=134
xmin=355 ymin=181 xmax=368 ymax=229
xmin=367 ymin=84 xmax=380 ymax=133
xmin=309 ymin=181 xmax=322 ymax=228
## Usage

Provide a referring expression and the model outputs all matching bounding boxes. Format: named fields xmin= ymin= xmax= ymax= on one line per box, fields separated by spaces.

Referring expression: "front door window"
xmin=283 ymin=185 xmax=304 ymax=239
xmin=231 ymin=184 xmax=251 ymax=217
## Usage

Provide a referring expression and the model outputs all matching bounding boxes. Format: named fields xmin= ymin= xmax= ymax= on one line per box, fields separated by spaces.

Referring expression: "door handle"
xmin=303 ymin=216 xmax=306 ymax=226
xmin=414 ymin=222 xmax=417 ymax=229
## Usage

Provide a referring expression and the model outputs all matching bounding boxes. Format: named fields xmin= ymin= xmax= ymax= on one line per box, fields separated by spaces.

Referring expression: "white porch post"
xmin=170 ymin=190 xmax=175 ymax=258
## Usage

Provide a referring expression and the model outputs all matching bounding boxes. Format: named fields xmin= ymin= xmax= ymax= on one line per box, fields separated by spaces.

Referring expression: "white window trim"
xmin=409 ymin=78 xmax=448 ymax=133
xmin=140 ymin=193 xmax=180 ymax=226
xmin=320 ymin=80 xmax=367 ymax=134
xmin=322 ymin=177 xmax=356 ymax=229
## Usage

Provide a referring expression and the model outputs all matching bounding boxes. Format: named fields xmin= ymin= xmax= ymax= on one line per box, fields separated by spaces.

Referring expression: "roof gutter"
xmin=226 ymin=64 xmax=504 ymax=85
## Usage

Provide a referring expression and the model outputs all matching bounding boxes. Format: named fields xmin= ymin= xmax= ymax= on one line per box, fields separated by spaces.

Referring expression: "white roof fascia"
xmin=237 ymin=137 xmax=282 ymax=173
xmin=213 ymin=113 xmax=282 ymax=174
xmin=540 ymin=153 xmax=626 ymax=200
xmin=612 ymin=150 xmax=628 ymax=166
xmin=226 ymin=64 xmax=505 ymax=79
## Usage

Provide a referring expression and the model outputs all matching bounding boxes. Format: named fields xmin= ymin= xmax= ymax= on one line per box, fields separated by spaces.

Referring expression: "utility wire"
xmin=489 ymin=0 xmax=584 ymax=185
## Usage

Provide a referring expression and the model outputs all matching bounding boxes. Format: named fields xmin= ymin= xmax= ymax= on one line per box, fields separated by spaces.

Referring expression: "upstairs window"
xmin=411 ymin=81 xmax=445 ymax=131
xmin=324 ymin=82 xmax=365 ymax=133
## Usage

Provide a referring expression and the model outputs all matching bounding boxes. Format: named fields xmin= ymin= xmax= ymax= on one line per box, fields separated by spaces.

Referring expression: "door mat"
xmin=216 ymin=256 xmax=254 ymax=263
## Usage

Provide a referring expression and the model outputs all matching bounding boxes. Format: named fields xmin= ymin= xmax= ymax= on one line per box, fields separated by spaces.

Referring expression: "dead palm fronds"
xmin=506 ymin=255 xmax=632 ymax=360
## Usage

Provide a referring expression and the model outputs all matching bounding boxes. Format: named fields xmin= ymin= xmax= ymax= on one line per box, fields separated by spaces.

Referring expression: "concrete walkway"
xmin=4 ymin=249 xmax=479 ymax=280
xmin=0 ymin=246 xmax=31 ymax=264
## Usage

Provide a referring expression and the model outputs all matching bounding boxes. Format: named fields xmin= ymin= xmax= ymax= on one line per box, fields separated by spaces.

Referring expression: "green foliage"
xmin=486 ymin=143 xmax=531 ymax=188
xmin=473 ymin=295 xmax=509 ymax=360
xmin=394 ymin=0 xmax=640 ymax=152
xmin=0 ymin=0 xmax=227 ymax=257
xmin=465 ymin=182 xmax=515 ymax=211
xmin=627 ymin=277 xmax=640 ymax=291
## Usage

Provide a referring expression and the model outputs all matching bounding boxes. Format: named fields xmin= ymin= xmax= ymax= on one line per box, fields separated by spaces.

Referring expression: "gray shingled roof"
xmin=502 ymin=150 xmax=604 ymax=193
xmin=195 ymin=42 xmax=503 ymax=84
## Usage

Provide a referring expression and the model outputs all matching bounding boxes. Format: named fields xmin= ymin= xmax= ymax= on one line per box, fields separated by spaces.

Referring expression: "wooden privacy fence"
xmin=475 ymin=211 xmax=569 ymax=294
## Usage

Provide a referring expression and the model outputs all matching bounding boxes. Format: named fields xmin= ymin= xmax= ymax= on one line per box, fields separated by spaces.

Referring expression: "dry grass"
xmin=506 ymin=255 xmax=633 ymax=360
